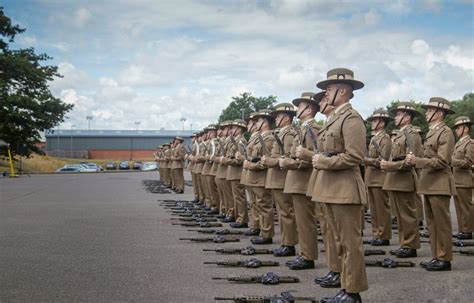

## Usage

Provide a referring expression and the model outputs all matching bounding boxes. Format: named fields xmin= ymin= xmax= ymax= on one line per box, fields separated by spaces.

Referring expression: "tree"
xmin=0 ymin=7 xmax=73 ymax=157
xmin=218 ymin=92 xmax=277 ymax=122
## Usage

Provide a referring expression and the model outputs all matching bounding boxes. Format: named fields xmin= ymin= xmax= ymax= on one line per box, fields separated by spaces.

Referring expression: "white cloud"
xmin=50 ymin=62 xmax=92 ymax=94
xmin=72 ymin=8 xmax=91 ymax=28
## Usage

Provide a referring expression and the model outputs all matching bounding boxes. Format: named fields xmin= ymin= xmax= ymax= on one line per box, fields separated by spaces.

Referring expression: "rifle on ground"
xmin=171 ymin=217 xmax=218 ymax=222
xmin=172 ymin=222 xmax=223 ymax=228
xmin=364 ymin=249 xmax=386 ymax=256
xmin=212 ymin=272 xmax=299 ymax=285
xmin=188 ymin=229 xmax=246 ymax=235
xmin=175 ymin=213 xmax=215 ymax=218
xmin=365 ymin=258 xmax=415 ymax=268
xmin=215 ymin=291 xmax=318 ymax=302
xmin=453 ymin=240 xmax=474 ymax=247
xmin=203 ymin=246 xmax=273 ymax=255
xmin=204 ymin=258 xmax=279 ymax=268
xmin=179 ymin=236 xmax=240 ymax=243
xmin=454 ymin=249 xmax=474 ymax=255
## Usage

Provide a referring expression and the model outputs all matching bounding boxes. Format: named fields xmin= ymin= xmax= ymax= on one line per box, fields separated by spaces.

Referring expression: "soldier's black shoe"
xmin=420 ymin=258 xmax=436 ymax=268
xmin=288 ymin=257 xmax=315 ymax=270
xmin=320 ymin=289 xmax=345 ymax=303
xmin=230 ymin=222 xmax=248 ymax=228
xmin=389 ymin=248 xmax=402 ymax=256
xmin=395 ymin=248 xmax=417 ymax=258
xmin=250 ymin=236 xmax=272 ymax=245
xmin=457 ymin=232 xmax=473 ymax=240
xmin=207 ymin=208 xmax=219 ymax=215
xmin=191 ymin=197 xmax=199 ymax=203
xmin=319 ymin=272 xmax=341 ymax=288
xmin=216 ymin=213 xmax=226 ymax=219
xmin=244 ymin=228 xmax=260 ymax=236
xmin=220 ymin=216 xmax=235 ymax=223
xmin=285 ymin=255 xmax=302 ymax=266
xmin=371 ymin=239 xmax=390 ymax=246
xmin=425 ymin=260 xmax=451 ymax=271
xmin=314 ymin=271 xmax=339 ymax=284
xmin=272 ymin=245 xmax=296 ymax=257
xmin=331 ymin=292 xmax=361 ymax=303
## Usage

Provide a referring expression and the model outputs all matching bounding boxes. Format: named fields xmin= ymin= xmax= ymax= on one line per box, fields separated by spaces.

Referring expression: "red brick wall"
xmin=88 ymin=150 xmax=155 ymax=160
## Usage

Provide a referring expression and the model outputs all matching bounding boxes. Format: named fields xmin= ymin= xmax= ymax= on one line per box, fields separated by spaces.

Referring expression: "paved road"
xmin=1 ymin=172 xmax=473 ymax=302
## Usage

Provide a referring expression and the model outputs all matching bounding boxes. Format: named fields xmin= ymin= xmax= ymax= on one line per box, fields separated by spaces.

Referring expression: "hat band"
xmin=328 ymin=74 xmax=354 ymax=80
xmin=397 ymin=105 xmax=416 ymax=111
xmin=427 ymin=101 xmax=450 ymax=110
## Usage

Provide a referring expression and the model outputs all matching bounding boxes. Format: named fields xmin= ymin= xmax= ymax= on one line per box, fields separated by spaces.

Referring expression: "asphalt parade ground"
xmin=1 ymin=172 xmax=473 ymax=302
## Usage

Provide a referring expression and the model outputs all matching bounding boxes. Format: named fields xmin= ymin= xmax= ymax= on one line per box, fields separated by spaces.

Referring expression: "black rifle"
xmin=215 ymin=291 xmax=318 ymax=302
xmin=272 ymin=131 xmax=285 ymax=157
xmin=212 ymin=272 xmax=299 ymax=285
xmin=364 ymin=249 xmax=386 ymax=256
xmin=402 ymin=128 xmax=414 ymax=154
xmin=366 ymin=258 xmax=415 ymax=268
xmin=172 ymin=222 xmax=223 ymax=228
xmin=257 ymin=133 xmax=269 ymax=157
xmin=170 ymin=217 xmax=218 ymax=222
xmin=188 ymin=229 xmax=245 ymax=235
xmin=454 ymin=249 xmax=474 ymax=255
xmin=203 ymin=246 xmax=272 ymax=255
xmin=204 ymin=258 xmax=279 ymax=268
xmin=179 ymin=236 xmax=240 ymax=243
xmin=305 ymin=124 xmax=318 ymax=155
xmin=453 ymin=240 xmax=474 ymax=247
xmin=176 ymin=213 xmax=215 ymax=218
xmin=371 ymin=139 xmax=383 ymax=160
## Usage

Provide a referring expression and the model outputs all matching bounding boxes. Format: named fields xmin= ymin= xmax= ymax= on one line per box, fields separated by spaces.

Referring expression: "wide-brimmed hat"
xmin=230 ymin=119 xmax=247 ymax=129
xmin=245 ymin=112 xmax=259 ymax=123
xmin=317 ymin=68 xmax=364 ymax=90
xmin=218 ymin=121 xmax=232 ymax=129
xmin=206 ymin=124 xmax=218 ymax=131
xmin=453 ymin=116 xmax=474 ymax=128
xmin=270 ymin=103 xmax=296 ymax=118
xmin=366 ymin=108 xmax=393 ymax=122
xmin=174 ymin=136 xmax=184 ymax=142
xmin=252 ymin=109 xmax=274 ymax=122
xmin=421 ymin=97 xmax=455 ymax=115
xmin=389 ymin=101 xmax=421 ymax=117
xmin=293 ymin=92 xmax=315 ymax=107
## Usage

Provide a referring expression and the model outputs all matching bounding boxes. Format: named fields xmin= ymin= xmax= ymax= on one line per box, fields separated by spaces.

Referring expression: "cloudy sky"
xmin=5 ymin=0 xmax=473 ymax=131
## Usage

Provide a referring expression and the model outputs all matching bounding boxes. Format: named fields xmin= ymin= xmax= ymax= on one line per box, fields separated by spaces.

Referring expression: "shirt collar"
xmin=334 ymin=102 xmax=351 ymax=115
xmin=429 ymin=121 xmax=443 ymax=130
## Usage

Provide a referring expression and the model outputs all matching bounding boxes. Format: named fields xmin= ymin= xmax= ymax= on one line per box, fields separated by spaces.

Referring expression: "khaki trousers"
xmin=196 ymin=174 xmax=206 ymax=202
xmin=388 ymin=191 xmax=421 ymax=249
xmin=215 ymin=178 xmax=226 ymax=213
xmin=415 ymin=193 xmax=424 ymax=222
xmin=321 ymin=203 xmax=341 ymax=273
xmin=247 ymin=187 xmax=260 ymax=229
xmin=165 ymin=168 xmax=172 ymax=187
xmin=191 ymin=172 xmax=200 ymax=199
xmin=250 ymin=186 xmax=274 ymax=238
xmin=206 ymin=175 xmax=219 ymax=209
xmin=172 ymin=168 xmax=184 ymax=191
xmin=368 ymin=187 xmax=392 ymax=240
xmin=424 ymin=195 xmax=453 ymax=261
xmin=230 ymin=180 xmax=248 ymax=224
xmin=454 ymin=187 xmax=474 ymax=233
xmin=325 ymin=203 xmax=368 ymax=293
xmin=292 ymin=194 xmax=318 ymax=260
xmin=272 ymin=189 xmax=297 ymax=246
xmin=220 ymin=179 xmax=234 ymax=218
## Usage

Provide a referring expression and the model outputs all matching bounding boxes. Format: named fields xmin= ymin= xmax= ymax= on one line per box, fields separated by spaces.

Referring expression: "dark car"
xmin=106 ymin=162 xmax=116 ymax=170
xmin=119 ymin=161 xmax=130 ymax=170
xmin=133 ymin=161 xmax=143 ymax=170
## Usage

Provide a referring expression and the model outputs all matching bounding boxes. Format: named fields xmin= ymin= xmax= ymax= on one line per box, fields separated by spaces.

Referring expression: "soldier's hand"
xmin=380 ymin=159 xmax=387 ymax=170
xmin=405 ymin=153 xmax=416 ymax=165
xmin=295 ymin=145 xmax=304 ymax=158
xmin=261 ymin=155 xmax=267 ymax=166
xmin=312 ymin=154 xmax=320 ymax=167
xmin=279 ymin=157 xmax=290 ymax=169
xmin=243 ymin=160 xmax=249 ymax=169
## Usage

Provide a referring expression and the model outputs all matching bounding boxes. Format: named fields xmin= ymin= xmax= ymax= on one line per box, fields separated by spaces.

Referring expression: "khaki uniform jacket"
xmin=246 ymin=130 xmax=274 ymax=187
xmin=225 ymin=135 xmax=247 ymax=181
xmin=192 ymin=141 xmax=206 ymax=174
xmin=202 ymin=139 xmax=216 ymax=176
xmin=452 ymin=136 xmax=474 ymax=188
xmin=216 ymin=137 xmax=232 ymax=179
xmin=382 ymin=125 xmax=422 ymax=192
xmin=265 ymin=125 xmax=298 ymax=189
xmin=312 ymin=103 xmax=367 ymax=204
xmin=188 ymin=143 xmax=197 ymax=171
xmin=162 ymin=149 xmax=171 ymax=169
xmin=283 ymin=120 xmax=321 ymax=195
xmin=416 ymin=121 xmax=456 ymax=196
xmin=364 ymin=131 xmax=391 ymax=187
xmin=171 ymin=144 xmax=185 ymax=169
xmin=240 ymin=132 xmax=259 ymax=186
xmin=210 ymin=138 xmax=222 ymax=176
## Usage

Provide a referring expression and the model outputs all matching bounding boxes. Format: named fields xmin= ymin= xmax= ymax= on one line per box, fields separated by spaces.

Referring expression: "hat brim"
xmin=252 ymin=113 xmax=275 ymax=122
xmin=420 ymin=104 xmax=455 ymax=115
xmin=292 ymin=98 xmax=320 ymax=109
xmin=366 ymin=116 xmax=393 ymax=122
xmin=316 ymin=79 xmax=364 ymax=90
xmin=453 ymin=121 xmax=474 ymax=128
xmin=270 ymin=110 xmax=296 ymax=118
xmin=389 ymin=108 xmax=421 ymax=117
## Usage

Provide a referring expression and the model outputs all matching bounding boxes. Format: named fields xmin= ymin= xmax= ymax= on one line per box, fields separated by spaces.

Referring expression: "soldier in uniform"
xmin=171 ymin=136 xmax=186 ymax=193
xmin=187 ymin=134 xmax=200 ymax=202
xmin=261 ymin=103 xmax=298 ymax=257
xmin=280 ymin=93 xmax=323 ymax=270
xmin=161 ymin=143 xmax=172 ymax=188
xmin=223 ymin=119 xmax=249 ymax=228
xmin=406 ymin=97 xmax=456 ymax=271
xmin=239 ymin=113 xmax=262 ymax=236
xmin=202 ymin=125 xmax=220 ymax=211
xmin=364 ymin=109 xmax=392 ymax=246
xmin=193 ymin=132 xmax=207 ymax=205
xmin=380 ymin=102 xmax=422 ymax=259
xmin=451 ymin=116 xmax=474 ymax=240
xmin=216 ymin=122 xmax=235 ymax=222
xmin=244 ymin=109 xmax=275 ymax=244
xmin=412 ymin=126 xmax=425 ymax=227
xmin=311 ymin=68 xmax=368 ymax=302
xmin=215 ymin=124 xmax=228 ymax=217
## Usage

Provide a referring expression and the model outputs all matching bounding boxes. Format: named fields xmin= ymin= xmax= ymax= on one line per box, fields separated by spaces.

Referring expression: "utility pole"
xmin=70 ymin=124 xmax=76 ymax=152
xmin=180 ymin=117 xmax=187 ymax=131
xmin=135 ymin=121 xmax=141 ymax=131
xmin=86 ymin=116 xmax=93 ymax=132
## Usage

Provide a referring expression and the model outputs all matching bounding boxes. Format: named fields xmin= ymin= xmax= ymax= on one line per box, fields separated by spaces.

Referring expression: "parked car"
xmin=141 ymin=162 xmax=157 ymax=171
xmin=80 ymin=162 xmax=101 ymax=172
xmin=133 ymin=161 xmax=143 ymax=170
xmin=106 ymin=162 xmax=116 ymax=170
xmin=119 ymin=161 xmax=130 ymax=170
xmin=56 ymin=167 xmax=81 ymax=173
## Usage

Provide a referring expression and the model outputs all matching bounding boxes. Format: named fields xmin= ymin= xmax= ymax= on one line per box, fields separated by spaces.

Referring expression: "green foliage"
xmin=218 ymin=92 xmax=277 ymax=122
xmin=0 ymin=7 xmax=73 ymax=157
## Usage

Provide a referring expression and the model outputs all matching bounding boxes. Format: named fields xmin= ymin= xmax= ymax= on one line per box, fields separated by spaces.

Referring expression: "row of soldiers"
xmin=155 ymin=68 xmax=473 ymax=303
